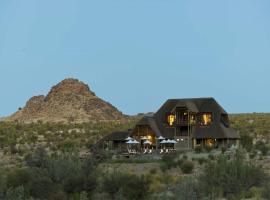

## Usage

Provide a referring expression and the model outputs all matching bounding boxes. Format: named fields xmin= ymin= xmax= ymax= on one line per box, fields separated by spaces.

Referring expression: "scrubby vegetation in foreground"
xmin=0 ymin=149 xmax=270 ymax=199
xmin=0 ymin=113 xmax=270 ymax=199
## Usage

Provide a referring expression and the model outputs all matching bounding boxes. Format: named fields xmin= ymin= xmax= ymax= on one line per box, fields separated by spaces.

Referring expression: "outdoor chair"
xmin=160 ymin=149 xmax=164 ymax=154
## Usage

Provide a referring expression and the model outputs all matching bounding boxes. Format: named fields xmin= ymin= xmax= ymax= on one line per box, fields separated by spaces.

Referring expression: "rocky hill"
xmin=6 ymin=78 xmax=126 ymax=123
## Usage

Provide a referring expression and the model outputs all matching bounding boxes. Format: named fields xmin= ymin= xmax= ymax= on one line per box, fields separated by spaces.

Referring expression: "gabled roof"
xmin=135 ymin=116 xmax=162 ymax=137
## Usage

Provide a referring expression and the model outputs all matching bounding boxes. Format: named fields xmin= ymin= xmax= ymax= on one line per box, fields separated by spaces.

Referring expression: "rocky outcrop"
xmin=6 ymin=78 xmax=125 ymax=123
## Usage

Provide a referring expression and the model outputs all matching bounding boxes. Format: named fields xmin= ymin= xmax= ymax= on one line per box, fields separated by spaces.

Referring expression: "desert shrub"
xmin=28 ymin=175 xmax=56 ymax=199
xmin=182 ymin=154 xmax=188 ymax=160
xmin=180 ymin=161 xmax=194 ymax=174
xmin=6 ymin=168 xmax=31 ymax=189
xmin=160 ymin=154 xmax=178 ymax=171
xmin=121 ymin=174 xmax=149 ymax=200
xmin=197 ymin=158 xmax=207 ymax=165
xmin=198 ymin=150 xmax=268 ymax=199
xmin=208 ymin=154 xmax=215 ymax=160
xmin=149 ymin=168 xmax=158 ymax=174
xmin=0 ymin=169 xmax=7 ymax=199
xmin=64 ymin=174 xmax=96 ymax=195
xmin=262 ymin=181 xmax=270 ymax=200
xmin=5 ymin=186 xmax=25 ymax=200
xmin=255 ymin=141 xmax=269 ymax=156
xmin=249 ymin=150 xmax=257 ymax=159
xmin=44 ymin=154 xmax=83 ymax=184
xmin=221 ymin=147 xmax=227 ymax=154
xmin=173 ymin=177 xmax=199 ymax=200
xmin=25 ymin=147 xmax=47 ymax=167
xmin=244 ymin=186 xmax=263 ymax=199
xmin=102 ymin=172 xmax=124 ymax=199
xmin=10 ymin=144 xmax=18 ymax=154
xmin=194 ymin=146 xmax=202 ymax=153
xmin=102 ymin=172 xmax=150 ymax=200
xmin=79 ymin=191 xmax=89 ymax=200
xmin=241 ymin=134 xmax=253 ymax=152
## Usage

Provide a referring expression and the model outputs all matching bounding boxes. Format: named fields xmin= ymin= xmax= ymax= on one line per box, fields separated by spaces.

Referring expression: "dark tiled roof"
xmin=135 ymin=116 xmax=162 ymax=137
xmin=102 ymin=97 xmax=239 ymax=142
xmin=193 ymin=123 xmax=240 ymax=139
xmin=140 ymin=97 xmax=239 ymax=139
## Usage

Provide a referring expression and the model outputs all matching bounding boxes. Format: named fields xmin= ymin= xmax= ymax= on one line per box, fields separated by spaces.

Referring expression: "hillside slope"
xmin=6 ymin=78 xmax=126 ymax=123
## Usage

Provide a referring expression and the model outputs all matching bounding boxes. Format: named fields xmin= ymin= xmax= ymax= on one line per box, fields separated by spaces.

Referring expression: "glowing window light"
xmin=167 ymin=114 xmax=175 ymax=126
xmin=202 ymin=113 xmax=212 ymax=125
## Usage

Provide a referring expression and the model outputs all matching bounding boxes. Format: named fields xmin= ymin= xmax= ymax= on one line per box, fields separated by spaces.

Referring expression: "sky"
xmin=0 ymin=0 xmax=270 ymax=116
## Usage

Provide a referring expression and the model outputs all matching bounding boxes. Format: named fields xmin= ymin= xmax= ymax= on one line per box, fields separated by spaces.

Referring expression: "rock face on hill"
xmin=6 ymin=78 xmax=125 ymax=123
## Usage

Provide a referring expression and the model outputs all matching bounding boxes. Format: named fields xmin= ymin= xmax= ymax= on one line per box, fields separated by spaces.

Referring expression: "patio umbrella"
xmin=126 ymin=140 xmax=134 ymax=144
xmin=141 ymin=136 xmax=148 ymax=140
xmin=125 ymin=136 xmax=133 ymax=140
xmin=126 ymin=139 xmax=139 ymax=144
xmin=168 ymin=139 xmax=178 ymax=144
xmin=157 ymin=136 xmax=165 ymax=140
xmin=132 ymin=139 xmax=139 ymax=144
xmin=144 ymin=140 xmax=151 ymax=144
xmin=160 ymin=140 xmax=169 ymax=144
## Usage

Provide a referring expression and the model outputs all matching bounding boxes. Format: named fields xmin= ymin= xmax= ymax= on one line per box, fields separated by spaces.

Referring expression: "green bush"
xmin=28 ymin=175 xmax=56 ymax=199
xmin=173 ymin=177 xmax=199 ymax=200
xmin=241 ymin=134 xmax=253 ymax=152
xmin=180 ymin=161 xmax=194 ymax=174
xmin=102 ymin=172 xmax=150 ymax=200
xmin=194 ymin=146 xmax=202 ymax=153
xmin=25 ymin=147 xmax=47 ymax=167
xmin=5 ymin=186 xmax=25 ymax=200
xmin=198 ymin=150 xmax=268 ymax=199
xmin=255 ymin=141 xmax=269 ymax=156
xmin=221 ymin=147 xmax=227 ymax=154
xmin=262 ymin=181 xmax=270 ymax=200
xmin=197 ymin=158 xmax=207 ymax=165
xmin=160 ymin=154 xmax=177 ymax=171
xmin=6 ymin=168 xmax=31 ymax=189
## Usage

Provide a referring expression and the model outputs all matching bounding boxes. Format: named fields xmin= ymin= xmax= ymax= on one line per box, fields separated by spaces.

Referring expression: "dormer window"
xmin=198 ymin=113 xmax=212 ymax=126
xmin=167 ymin=114 xmax=175 ymax=126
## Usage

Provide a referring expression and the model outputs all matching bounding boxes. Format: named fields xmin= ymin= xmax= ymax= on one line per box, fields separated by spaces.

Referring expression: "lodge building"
xmin=99 ymin=98 xmax=240 ymax=152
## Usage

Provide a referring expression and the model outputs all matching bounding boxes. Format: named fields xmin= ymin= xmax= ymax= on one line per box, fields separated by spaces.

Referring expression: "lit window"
xmin=198 ymin=113 xmax=212 ymax=125
xmin=167 ymin=114 xmax=175 ymax=126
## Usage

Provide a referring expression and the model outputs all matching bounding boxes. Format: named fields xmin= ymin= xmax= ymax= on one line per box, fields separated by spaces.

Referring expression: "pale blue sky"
xmin=1 ymin=0 xmax=270 ymax=116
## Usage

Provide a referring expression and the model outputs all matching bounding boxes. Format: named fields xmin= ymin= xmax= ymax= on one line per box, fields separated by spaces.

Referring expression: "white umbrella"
xmin=144 ymin=140 xmax=151 ymax=144
xmin=125 ymin=136 xmax=133 ymax=140
xmin=157 ymin=136 xmax=165 ymax=140
xmin=160 ymin=140 xmax=169 ymax=144
xmin=126 ymin=139 xmax=139 ymax=144
xmin=132 ymin=139 xmax=139 ymax=144
xmin=126 ymin=140 xmax=134 ymax=144
xmin=169 ymin=139 xmax=178 ymax=144
xmin=141 ymin=136 xmax=148 ymax=140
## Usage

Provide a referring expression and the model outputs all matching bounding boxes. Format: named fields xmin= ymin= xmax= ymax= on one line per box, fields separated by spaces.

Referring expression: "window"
xmin=167 ymin=114 xmax=175 ymax=126
xmin=189 ymin=114 xmax=196 ymax=125
xmin=198 ymin=113 xmax=212 ymax=126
